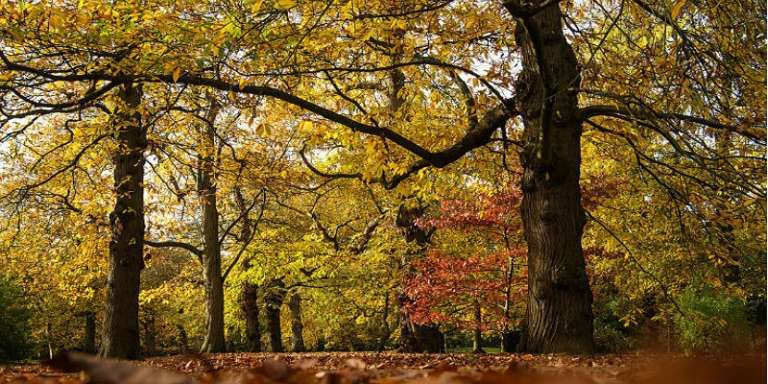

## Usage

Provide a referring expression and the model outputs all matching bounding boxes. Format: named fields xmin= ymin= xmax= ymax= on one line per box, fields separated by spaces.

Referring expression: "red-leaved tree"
xmin=405 ymin=173 xmax=621 ymax=352
xmin=407 ymin=182 xmax=527 ymax=352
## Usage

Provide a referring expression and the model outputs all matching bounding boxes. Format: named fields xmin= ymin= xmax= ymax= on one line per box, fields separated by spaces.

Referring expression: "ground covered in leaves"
xmin=1 ymin=351 xmax=765 ymax=384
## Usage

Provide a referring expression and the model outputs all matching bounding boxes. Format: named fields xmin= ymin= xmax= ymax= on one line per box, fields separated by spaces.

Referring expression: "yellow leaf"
xmin=671 ymin=0 xmax=686 ymax=19
xmin=257 ymin=124 xmax=271 ymax=136
xmin=104 ymin=99 xmax=116 ymax=113
xmin=250 ymin=0 xmax=264 ymax=13
xmin=275 ymin=0 xmax=296 ymax=10
xmin=299 ymin=120 xmax=313 ymax=133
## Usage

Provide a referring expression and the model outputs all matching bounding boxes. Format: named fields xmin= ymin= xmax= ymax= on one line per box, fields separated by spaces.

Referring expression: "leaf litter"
xmin=0 ymin=351 xmax=763 ymax=384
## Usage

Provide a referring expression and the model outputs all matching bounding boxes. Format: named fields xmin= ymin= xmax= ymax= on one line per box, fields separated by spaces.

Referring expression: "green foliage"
xmin=675 ymin=287 xmax=750 ymax=354
xmin=593 ymin=318 xmax=633 ymax=353
xmin=0 ymin=274 xmax=32 ymax=361
xmin=591 ymin=296 xmax=634 ymax=353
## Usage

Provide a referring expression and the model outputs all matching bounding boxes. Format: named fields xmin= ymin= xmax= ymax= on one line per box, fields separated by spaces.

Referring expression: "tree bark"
xmin=176 ymin=325 xmax=188 ymax=354
xmin=240 ymin=282 xmax=261 ymax=352
xmin=501 ymin=331 xmax=520 ymax=353
xmin=501 ymin=255 xmax=515 ymax=353
xmin=101 ymin=83 xmax=146 ymax=359
xmin=141 ymin=311 xmax=156 ymax=356
xmin=507 ymin=2 xmax=594 ymax=353
xmin=472 ymin=299 xmax=484 ymax=354
xmin=199 ymin=98 xmax=226 ymax=353
xmin=83 ymin=312 xmax=96 ymax=354
xmin=376 ymin=290 xmax=391 ymax=352
xmin=264 ymin=279 xmax=285 ymax=352
xmin=287 ymin=291 xmax=306 ymax=352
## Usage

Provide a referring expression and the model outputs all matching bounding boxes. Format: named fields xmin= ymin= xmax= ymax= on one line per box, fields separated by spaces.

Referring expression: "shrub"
xmin=593 ymin=302 xmax=634 ymax=352
xmin=0 ymin=274 xmax=32 ymax=360
xmin=675 ymin=287 xmax=749 ymax=354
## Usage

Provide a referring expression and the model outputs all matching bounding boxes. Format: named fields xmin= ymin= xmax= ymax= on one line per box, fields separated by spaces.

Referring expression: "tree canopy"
xmin=0 ymin=0 xmax=764 ymax=359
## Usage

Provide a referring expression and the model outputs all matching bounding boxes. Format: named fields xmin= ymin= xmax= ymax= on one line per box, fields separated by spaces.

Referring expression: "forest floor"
xmin=1 ymin=351 xmax=765 ymax=384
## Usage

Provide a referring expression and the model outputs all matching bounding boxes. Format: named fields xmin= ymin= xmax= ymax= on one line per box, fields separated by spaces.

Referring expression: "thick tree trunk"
xmin=416 ymin=324 xmax=444 ymax=353
xmin=101 ymin=83 xmax=146 ymax=359
xmin=83 ymin=312 xmax=96 ymax=354
xmin=507 ymin=2 xmax=594 ymax=353
xmin=199 ymin=100 xmax=226 ymax=354
xmin=501 ymin=331 xmax=520 ymax=353
xmin=264 ymin=279 xmax=285 ymax=352
xmin=288 ymin=291 xmax=306 ymax=352
xmin=240 ymin=282 xmax=261 ymax=352
xmin=472 ymin=300 xmax=484 ymax=354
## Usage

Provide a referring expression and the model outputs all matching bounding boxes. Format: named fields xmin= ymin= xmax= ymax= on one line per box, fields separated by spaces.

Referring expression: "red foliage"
xmin=406 ymin=183 xmax=527 ymax=331
xmin=404 ymin=248 xmax=527 ymax=330
xmin=416 ymin=183 xmax=522 ymax=234
xmin=581 ymin=173 xmax=622 ymax=211
xmin=405 ymin=174 xmax=623 ymax=331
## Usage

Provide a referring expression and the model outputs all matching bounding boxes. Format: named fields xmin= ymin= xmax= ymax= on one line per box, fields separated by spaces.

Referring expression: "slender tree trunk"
xmin=288 ymin=291 xmax=306 ymax=352
xmin=101 ymin=83 xmax=146 ymax=359
xmin=240 ymin=282 xmax=261 ymax=352
xmin=141 ymin=311 xmax=156 ymax=356
xmin=46 ymin=321 xmax=53 ymax=359
xmin=397 ymin=292 xmax=420 ymax=353
xmin=376 ymin=290 xmax=391 ymax=352
xmin=472 ymin=299 xmax=484 ymax=354
xmin=264 ymin=279 xmax=285 ymax=352
xmin=199 ymin=99 xmax=226 ymax=353
xmin=501 ymin=255 xmax=515 ymax=353
xmin=83 ymin=311 xmax=96 ymax=354
xmin=507 ymin=3 xmax=594 ymax=353
xmin=176 ymin=325 xmax=188 ymax=354
xmin=713 ymin=130 xmax=741 ymax=284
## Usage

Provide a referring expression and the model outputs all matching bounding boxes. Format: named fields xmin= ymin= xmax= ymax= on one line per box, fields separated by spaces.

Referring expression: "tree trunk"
xmin=101 ymin=83 xmax=146 ymax=359
xmin=507 ymin=2 xmax=594 ymax=353
xmin=288 ymin=291 xmax=306 ymax=352
xmin=376 ymin=290 xmax=391 ymax=352
xmin=264 ymin=279 xmax=285 ymax=352
xmin=397 ymin=292 xmax=420 ymax=353
xmin=83 ymin=312 xmax=96 ymax=354
xmin=176 ymin=325 xmax=188 ymax=354
xmin=501 ymin=255 xmax=515 ymax=353
xmin=240 ymin=282 xmax=261 ymax=352
xmin=46 ymin=321 xmax=53 ymax=359
xmin=199 ymin=99 xmax=226 ymax=354
xmin=141 ymin=311 xmax=156 ymax=356
xmin=501 ymin=331 xmax=520 ymax=353
xmin=416 ymin=324 xmax=444 ymax=353
xmin=472 ymin=299 xmax=484 ymax=354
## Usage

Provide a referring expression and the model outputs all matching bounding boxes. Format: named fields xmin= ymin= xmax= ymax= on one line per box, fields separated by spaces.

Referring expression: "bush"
xmin=0 ymin=275 xmax=32 ymax=360
xmin=594 ymin=319 xmax=633 ymax=352
xmin=675 ymin=287 xmax=749 ymax=354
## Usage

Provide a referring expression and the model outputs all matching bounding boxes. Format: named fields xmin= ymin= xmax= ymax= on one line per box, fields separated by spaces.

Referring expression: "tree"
xmin=100 ymin=83 xmax=147 ymax=358
xmin=405 ymin=182 xmax=527 ymax=352
xmin=0 ymin=0 xmax=763 ymax=355
xmin=0 ymin=274 xmax=32 ymax=360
